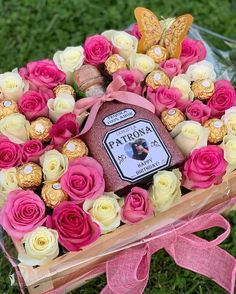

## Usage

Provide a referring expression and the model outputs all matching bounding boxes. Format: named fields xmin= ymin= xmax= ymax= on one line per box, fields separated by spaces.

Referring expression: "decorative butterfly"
xmin=134 ymin=7 xmax=193 ymax=58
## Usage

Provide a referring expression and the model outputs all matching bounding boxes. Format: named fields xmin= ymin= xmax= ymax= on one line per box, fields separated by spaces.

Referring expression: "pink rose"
xmin=48 ymin=201 xmax=101 ymax=251
xmin=121 ymin=187 xmax=153 ymax=224
xmin=18 ymin=90 xmax=51 ymax=121
xmin=0 ymin=189 xmax=46 ymax=240
xmin=183 ymin=145 xmax=227 ymax=190
xmin=207 ymin=80 xmax=236 ymax=118
xmin=113 ymin=68 xmax=144 ymax=95
xmin=49 ymin=113 xmax=79 ymax=147
xmin=160 ymin=58 xmax=181 ymax=79
xmin=128 ymin=23 xmax=142 ymax=39
xmin=84 ymin=35 xmax=113 ymax=66
xmin=22 ymin=139 xmax=52 ymax=163
xmin=146 ymin=86 xmax=190 ymax=115
xmin=19 ymin=59 xmax=66 ymax=90
xmin=185 ymin=100 xmax=211 ymax=123
xmin=61 ymin=156 xmax=105 ymax=203
xmin=0 ymin=136 xmax=22 ymax=168
xmin=180 ymin=38 xmax=207 ymax=72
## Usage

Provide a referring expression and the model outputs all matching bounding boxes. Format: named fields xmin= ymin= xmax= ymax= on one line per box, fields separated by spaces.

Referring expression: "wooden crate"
xmin=14 ymin=171 xmax=236 ymax=294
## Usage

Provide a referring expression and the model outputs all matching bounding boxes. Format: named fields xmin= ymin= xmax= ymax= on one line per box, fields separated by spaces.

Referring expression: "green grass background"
xmin=0 ymin=0 xmax=235 ymax=293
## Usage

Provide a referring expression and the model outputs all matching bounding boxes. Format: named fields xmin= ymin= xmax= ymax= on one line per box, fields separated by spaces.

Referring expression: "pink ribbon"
xmin=100 ymin=212 xmax=236 ymax=294
xmin=74 ymin=76 xmax=155 ymax=135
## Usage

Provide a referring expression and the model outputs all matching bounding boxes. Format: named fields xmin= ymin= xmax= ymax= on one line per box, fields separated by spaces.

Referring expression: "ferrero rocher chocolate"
xmin=161 ymin=108 xmax=186 ymax=131
xmin=105 ymin=54 xmax=127 ymax=75
xmin=0 ymin=100 xmax=18 ymax=119
xmin=192 ymin=79 xmax=215 ymax=100
xmin=146 ymin=45 xmax=168 ymax=63
xmin=74 ymin=64 xmax=106 ymax=97
xmin=29 ymin=117 xmax=52 ymax=142
xmin=203 ymin=118 xmax=227 ymax=144
xmin=41 ymin=181 xmax=68 ymax=208
xmin=62 ymin=138 xmax=88 ymax=160
xmin=17 ymin=163 xmax=42 ymax=189
xmin=146 ymin=69 xmax=170 ymax=89
xmin=53 ymin=84 xmax=76 ymax=98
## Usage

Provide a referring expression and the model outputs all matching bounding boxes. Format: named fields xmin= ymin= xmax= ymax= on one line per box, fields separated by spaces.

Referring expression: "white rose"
xmin=53 ymin=46 xmax=84 ymax=84
xmin=102 ymin=30 xmax=138 ymax=60
xmin=129 ymin=53 xmax=156 ymax=75
xmin=171 ymin=74 xmax=194 ymax=100
xmin=186 ymin=60 xmax=216 ymax=81
xmin=40 ymin=149 xmax=68 ymax=181
xmin=83 ymin=192 xmax=122 ymax=234
xmin=171 ymin=121 xmax=209 ymax=156
xmin=149 ymin=170 xmax=182 ymax=212
xmin=47 ymin=93 xmax=75 ymax=122
xmin=0 ymin=113 xmax=30 ymax=144
xmin=222 ymin=107 xmax=236 ymax=135
xmin=0 ymin=71 xmax=28 ymax=101
xmin=0 ymin=168 xmax=18 ymax=207
xmin=221 ymin=135 xmax=236 ymax=172
xmin=18 ymin=227 xmax=59 ymax=266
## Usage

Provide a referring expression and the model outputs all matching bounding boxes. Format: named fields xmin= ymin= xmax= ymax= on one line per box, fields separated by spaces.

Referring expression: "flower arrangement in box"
xmin=0 ymin=6 xmax=235 ymax=294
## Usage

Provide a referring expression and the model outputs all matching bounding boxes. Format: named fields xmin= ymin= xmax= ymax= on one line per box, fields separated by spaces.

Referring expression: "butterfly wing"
xmin=134 ymin=7 xmax=162 ymax=53
xmin=164 ymin=14 xmax=193 ymax=58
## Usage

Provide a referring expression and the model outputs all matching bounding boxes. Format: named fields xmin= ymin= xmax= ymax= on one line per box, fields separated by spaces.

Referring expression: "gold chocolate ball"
xmin=62 ymin=138 xmax=88 ymax=160
xmin=161 ymin=108 xmax=186 ymax=131
xmin=146 ymin=45 xmax=168 ymax=63
xmin=203 ymin=118 xmax=227 ymax=144
xmin=41 ymin=181 xmax=68 ymax=208
xmin=53 ymin=84 xmax=76 ymax=98
xmin=29 ymin=117 xmax=52 ymax=142
xmin=192 ymin=79 xmax=215 ymax=100
xmin=17 ymin=162 xmax=42 ymax=189
xmin=105 ymin=54 xmax=127 ymax=75
xmin=146 ymin=70 xmax=170 ymax=89
xmin=0 ymin=100 xmax=18 ymax=119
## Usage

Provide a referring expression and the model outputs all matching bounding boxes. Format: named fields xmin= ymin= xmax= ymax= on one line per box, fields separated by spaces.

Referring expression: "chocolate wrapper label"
xmin=103 ymin=118 xmax=171 ymax=182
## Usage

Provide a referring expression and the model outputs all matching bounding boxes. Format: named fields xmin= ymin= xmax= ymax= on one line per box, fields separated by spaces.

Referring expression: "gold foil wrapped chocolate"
xmin=53 ymin=84 xmax=76 ymax=98
xmin=17 ymin=162 xmax=42 ymax=189
xmin=0 ymin=100 xmax=18 ymax=119
xmin=146 ymin=45 xmax=168 ymax=63
xmin=192 ymin=79 xmax=215 ymax=100
xmin=203 ymin=118 xmax=227 ymax=144
xmin=146 ymin=69 xmax=170 ymax=89
xmin=29 ymin=117 xmax=52 ymax=142
xmin=62 ymin=138 xmax=88 ymax=160
xmin=161 ymin=108 xmax=186 ymax=131
xmin=105 ymin=54 xmax=127 ymax=75
xmin=74 ymin=64 xmax=106 ymax=97
xmin=41 ymin=181 xmax=68 ymax=208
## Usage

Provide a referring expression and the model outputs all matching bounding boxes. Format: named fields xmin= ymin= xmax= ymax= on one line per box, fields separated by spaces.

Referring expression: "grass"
xmin=0 ymin=0 xmax=235 ymax=293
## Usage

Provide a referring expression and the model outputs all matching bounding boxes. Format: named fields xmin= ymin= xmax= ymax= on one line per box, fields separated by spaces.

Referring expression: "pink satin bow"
xmin=100 ymin=212 xmax=236 ymax=294
xmin=74 ymin=76 xmax=155 ymax=135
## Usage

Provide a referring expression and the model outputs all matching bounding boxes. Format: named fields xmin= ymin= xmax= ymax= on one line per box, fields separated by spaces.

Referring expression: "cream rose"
xmin=102 ymin=30 xmax=138 ymax=60
xmin=0 ymin=168 xmax=18 ymax=207
xmin=18 ymin=227 xmax=59 ymax=266
xmin=40 ymin=149 xmax=68 ymax=181
xmin=83 ymin=192 xmax=122 ymax=234
xmin=0 ymin=113 xmax=30 ymax=144
xmin=53 ymin=46 xmax=84 ymax=84
xmin=149 ymin=169 xmax=182 ymax=212
xmin=171 ymin=121 xmax=209 ymax=156
xmin=47 ymin=93 xmax=75 ymax=122
xmin=171 ymin=74 xmax=194 ymax=100
xmin=129 ymin=53 xmax=156 ymax=75
xmin=221 ymin=135 xmax=236 ymax=172
xmin=222 ymin=107 xmax=236 ymax=135
xmin=0 ymin=71 xmax=28 ymax=101
xmin=186 ymin=60 xmax=216 ymax=81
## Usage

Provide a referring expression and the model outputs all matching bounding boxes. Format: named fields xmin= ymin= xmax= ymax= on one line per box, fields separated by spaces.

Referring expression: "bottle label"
xmin=103 ymin=108 xmax=135 ymax=126
xmin=103 ymin=118 xmax=171 ymax=182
